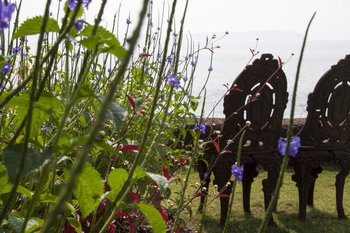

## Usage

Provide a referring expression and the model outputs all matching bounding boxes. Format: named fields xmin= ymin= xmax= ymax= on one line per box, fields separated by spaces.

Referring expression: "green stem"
xmin=223 ymin=130 xmax=246 ymax=232
xmin=258 ymin=11 xmax=316 ymax=233
xmin=0 ymin=0 xmax=52 ymax=224
xmin=41 ymin=0 xmax=146 ymax=232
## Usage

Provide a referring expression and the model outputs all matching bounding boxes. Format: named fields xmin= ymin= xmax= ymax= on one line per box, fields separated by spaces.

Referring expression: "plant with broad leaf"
xmin=0 ymin=0 xmax=216 ymax=232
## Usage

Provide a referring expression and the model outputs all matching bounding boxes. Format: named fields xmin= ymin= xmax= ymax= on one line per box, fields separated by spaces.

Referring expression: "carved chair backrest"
xmin=299 ymin=54 xmax=350 ymax=149
xmin=220 ymin=54 xmax=288 ymax=153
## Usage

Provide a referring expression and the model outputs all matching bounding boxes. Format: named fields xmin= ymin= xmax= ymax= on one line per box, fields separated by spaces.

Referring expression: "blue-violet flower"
xmin=231 ymin=164 xmax=244 ymax=182
xmin=278 ymin=136 xmax=301 ymax=158
xmin=74 ymin=19 xmax=84 ymax=31
xmin=167 ymin=74 xmax=180 ymax=89
xmin=1 ymin=62 xmax=11 ymax=73
xmin=68 ymin=0 xmax=92 ymax=10
xmin=0 ymin=1 xmax=16 ymax=30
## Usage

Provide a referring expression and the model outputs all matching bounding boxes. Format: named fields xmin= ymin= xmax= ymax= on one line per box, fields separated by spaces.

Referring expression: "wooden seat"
xmin=202 ymin=53 xmax=288 ymax=224
xmin=291 ymin=54 xmax=350 ymax=220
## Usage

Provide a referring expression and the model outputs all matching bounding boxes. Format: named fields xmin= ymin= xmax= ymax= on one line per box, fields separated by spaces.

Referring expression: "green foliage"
xmin=137 ymin=202 xmax=166 ymax=233
xmin=2 ymin=144 xmax=52 ymax=182
xmin=107 ymin=168 xmax=128 ymax=201
xmin=79 ymin=26 xmax=126 ymax=59
xmin=72 ymin=163 xmax=104 ymax=217
xmin=13 ymin=16 xmax=60 ymax=39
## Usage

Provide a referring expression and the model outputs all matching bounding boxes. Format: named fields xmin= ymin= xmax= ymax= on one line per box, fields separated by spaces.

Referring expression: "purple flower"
xmin=231 ymin=164 xmax=244 ymax=182
xmin=107 ymin=68 xmax=112 ymax=73
xmin=183 ymin=76 xmax=188 ymax=82
xmin=167 ymin=74 xmax=180 ymax=89
xmin=1 ymin=62 xmax=11 ymax=73
xmin=42 ymin=125 xmax=48 ymax=132
xmin=278 ymin=136 xmax=301 ymax=158
xmin=126 ymin=18 xmax=131 ymax=25
xmin=208 ymin=66 xmax=213 ymax=72
xmin=12 ymin=46 xmax=20 ymax=54
xmin=0 ymin=1 xmax=16 ymax=30
xmin=173 ymin=32 xmax=178 ymax=37
xmin=74 ymin=19 xmax=84 ymax=31
xmin=194 ymin=122 xmax=207 ymax=134
xmin=166 ymin=55 xmax=172 ymax=63
xmin=68 ymin=0 xmax=92 ymax=10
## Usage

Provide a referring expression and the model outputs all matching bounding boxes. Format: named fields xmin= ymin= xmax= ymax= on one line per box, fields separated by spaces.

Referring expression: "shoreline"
xmin=204 ymin=118 xmax=306 ymax=126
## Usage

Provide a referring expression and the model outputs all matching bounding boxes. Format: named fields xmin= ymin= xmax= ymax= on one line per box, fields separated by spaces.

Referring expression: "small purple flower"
xmin=278 ymin=136 xmax=301 ymax=158
xmin=173 ymin=32 xmax=178 ymax=37
xmin=203 ymin=172 xmax=208 ymax=179
xmin=194 ymin=122 xmax=207 ymax=134
xmin=231 ymin=164 xmax=244 ymax=182
xmin=12 ymin=46 xmax=21 ymax=54
xmin=74 ymin=19 xmax=84 ymax=31
xmin=157 ymin=26 xmax=160 ymax=31
xmin=42 ymin=124 xmax=48 ymax=132
xmin=145 ymin=66 xmax=150 ymax=71
xmin=208 ymin=66 xmax=213 ymax=72
xmin=126 ymin=18 xmax=131 ymax=25
xmin=1 ymin=62 xmax=11 ymax=73
xmin=191 ymin=59 xmax=196 ymax=67
xmin=0 ymin=1 xmax=16 ymax=30
xmin=68 ymin=0 xmax=92 ymax=10
xmin=76 ymin=53 xmax=80 ymax=60
xmin=166 ymin=55 xmax=172 ymax=63
xmin=107 ymin=68 xmax=112 ymax=73
xmin=167 ymin=74 xmax=180 ymax=89
xmin=183 ymin=76 xmax=188 ymax=82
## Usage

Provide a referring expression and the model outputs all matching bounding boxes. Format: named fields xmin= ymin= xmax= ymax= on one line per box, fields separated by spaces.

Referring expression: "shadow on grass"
xmin=275 ymin=207 xmax=350 ymax=233
xmin=199 ymin=208 xmax=350 ymax=233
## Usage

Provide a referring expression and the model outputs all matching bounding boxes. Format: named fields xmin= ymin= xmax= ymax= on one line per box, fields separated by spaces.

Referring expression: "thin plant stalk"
xmin=258 ymin=11 xmax=316 ymax=233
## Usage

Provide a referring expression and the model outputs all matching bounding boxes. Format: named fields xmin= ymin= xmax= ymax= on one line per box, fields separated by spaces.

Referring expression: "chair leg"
xmin=335 ymin=163 xmax=350 ymax=219
xmin=213 ymin=164 xmax=232 ymax=225
xmin=197 ymin=159 xmax=210 ymax=213
xmin=307 ymin=166 xmax=322 ymax=206
xmin=242 ymin=163 xmax=258 ymax=214
xmin=292 ymin=162 xmax=311 ymax=221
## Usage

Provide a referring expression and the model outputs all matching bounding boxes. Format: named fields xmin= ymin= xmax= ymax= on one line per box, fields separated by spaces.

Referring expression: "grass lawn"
xmin=171 ymin=166 xmax=350 ymax=232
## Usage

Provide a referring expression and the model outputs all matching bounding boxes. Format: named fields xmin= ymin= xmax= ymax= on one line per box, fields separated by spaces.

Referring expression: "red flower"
xmin=130 ymin=192 xmax=139 ymax=203
xmin=162 ymin=165 xmax=170 ymax=179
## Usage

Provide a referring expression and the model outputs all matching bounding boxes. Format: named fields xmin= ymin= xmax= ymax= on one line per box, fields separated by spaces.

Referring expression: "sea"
xmin=190 ymin=32 xmax=350 ymax=119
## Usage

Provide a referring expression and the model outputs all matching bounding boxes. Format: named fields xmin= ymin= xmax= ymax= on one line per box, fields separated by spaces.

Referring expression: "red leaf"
xmin=130 ymin=192 xmax=139 ymax=203
xmin=139 ymin=53 xmax=152 ymax=57
xmin=230 ymin=87 xmax=243 ymax=92
xmin=211 ymin=138 xmax=220 ymax=153
xmin=194 ymin=192 xmax=208 ymax=198
xmin=120 ymin=145 xmax=139 ymax=152
xmin=155 ymin=206 xmax=169 ymax=222
xmin=162 ymin=165 xmax=170 ymax=180
xmin=126 ymin=94 xmax=136 ymax=111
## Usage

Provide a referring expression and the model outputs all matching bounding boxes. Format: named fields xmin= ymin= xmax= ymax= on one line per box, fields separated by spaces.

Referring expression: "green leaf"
xmin=98 ymin=96 xmax=127 ymax=130
xmin=8 ymin=213 xmax=22 ymax=233
xmin=2 ymin=144 xmax=52 ymax=183
xmin=137 ymin=202 xmax=166 ymax=233
xmin=79 ymin=25 xmax=125 ymax=59
xmin=25 ymin=217 xmax=44 ymax=233
xmin=67 ymin=217 xmax=82 ymax=233
xmin=107 ymin=168 xmax=128 ymax=201
xmin=4 ymin=91 xmax=64 ymax=138
xmin=133 ymin=166 xmax=148 ymax=180
xmin=147 ymin=172 xmax=169 ymax=193
xmin=7 ymin=214 xmax=43 ymax=233
xmin=72 ymin=163 xmax=104 ymax=217
xmin=14 ymin=16 xmax=60 ymax=39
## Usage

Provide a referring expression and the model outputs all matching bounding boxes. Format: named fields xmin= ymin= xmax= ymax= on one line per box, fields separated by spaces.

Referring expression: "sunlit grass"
xmin=171 ymin=166 xmax=350 ymax=232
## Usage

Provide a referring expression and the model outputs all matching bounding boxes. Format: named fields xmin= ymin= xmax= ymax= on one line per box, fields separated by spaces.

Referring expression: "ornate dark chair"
xmin=291 ymin=54 xmax=350 ymax=220
xmin=202 ymin=53 xmax=288 ymax=225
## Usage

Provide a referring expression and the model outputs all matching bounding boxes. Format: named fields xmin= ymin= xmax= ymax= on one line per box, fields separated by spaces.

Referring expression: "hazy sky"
xmin=19 ymin=0 xmax=350 ymax=40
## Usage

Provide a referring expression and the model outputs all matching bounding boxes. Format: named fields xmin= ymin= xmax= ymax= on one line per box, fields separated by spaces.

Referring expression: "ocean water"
xmin=191 ymin=36 xmax=350 ymax=119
